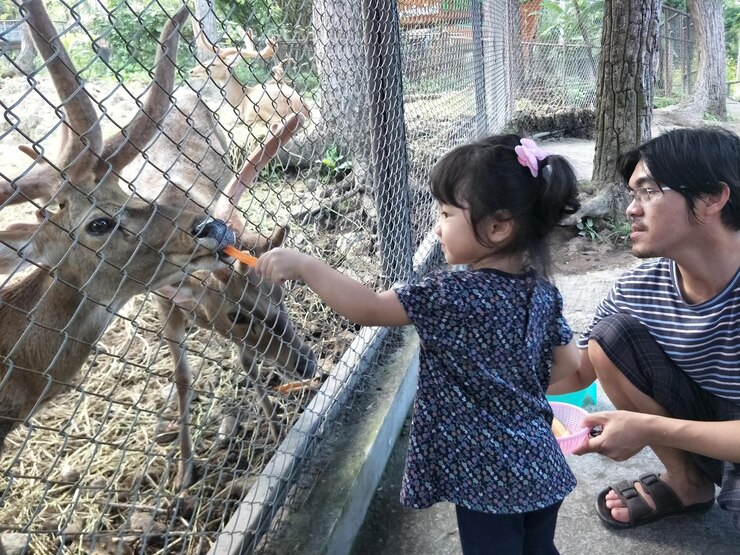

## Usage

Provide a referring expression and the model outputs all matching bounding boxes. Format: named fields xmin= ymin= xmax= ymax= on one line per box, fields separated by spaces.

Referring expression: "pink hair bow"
xmin=514 ymin=138 xmax=549 ymax=178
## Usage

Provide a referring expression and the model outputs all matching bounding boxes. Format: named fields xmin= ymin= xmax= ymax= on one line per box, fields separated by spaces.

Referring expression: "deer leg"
xmin=240 ymin=351 xmax=281 ymax=442
xmin=155 ymin=299 xmax=196 ymax=491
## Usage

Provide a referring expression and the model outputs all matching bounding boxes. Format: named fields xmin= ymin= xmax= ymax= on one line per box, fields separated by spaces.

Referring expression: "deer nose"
xmin=193 ymin=217 xmax=236 ymax=250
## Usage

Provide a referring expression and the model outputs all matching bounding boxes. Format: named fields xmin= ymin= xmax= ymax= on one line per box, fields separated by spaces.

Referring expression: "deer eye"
xmin=86 ymin=217 xmax=115 ymax=235
xmin=228 ymin=309 xmax=250 ymax=326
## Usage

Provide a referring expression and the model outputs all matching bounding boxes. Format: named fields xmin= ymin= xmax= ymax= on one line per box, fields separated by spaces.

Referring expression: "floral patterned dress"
xmin=394 ymin=268 xmax=576 ymax=514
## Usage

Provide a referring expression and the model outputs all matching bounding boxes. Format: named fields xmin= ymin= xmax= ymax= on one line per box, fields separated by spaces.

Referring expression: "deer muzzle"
xmin=194 ymin=217 xmax=236 ymax=252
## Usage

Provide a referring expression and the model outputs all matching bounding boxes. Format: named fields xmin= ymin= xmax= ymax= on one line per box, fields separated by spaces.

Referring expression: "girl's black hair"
xmin=617 ymin=126 xmax=740 ymax=230
xmin=430 ymin=134 xmax=580 ymax=278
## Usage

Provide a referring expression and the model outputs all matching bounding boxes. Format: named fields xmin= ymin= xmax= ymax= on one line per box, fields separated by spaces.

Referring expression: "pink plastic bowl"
xmin=550 ymin=401 xmax=590 ymax=455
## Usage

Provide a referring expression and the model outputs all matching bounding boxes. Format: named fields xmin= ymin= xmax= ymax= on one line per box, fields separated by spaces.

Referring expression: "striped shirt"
xmin=578 ymin=258 xmax=740 ymax=404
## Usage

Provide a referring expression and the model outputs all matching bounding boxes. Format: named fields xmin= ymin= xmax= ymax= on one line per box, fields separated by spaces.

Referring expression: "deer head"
xmin=189 ymin=18 xmax=277 ymax=84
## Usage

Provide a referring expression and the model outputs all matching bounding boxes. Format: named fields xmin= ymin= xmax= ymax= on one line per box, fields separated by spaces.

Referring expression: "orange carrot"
xmin=223 ymin=245 xmax=259 ymax=267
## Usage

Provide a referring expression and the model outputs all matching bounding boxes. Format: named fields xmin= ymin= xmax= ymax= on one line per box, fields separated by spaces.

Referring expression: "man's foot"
xmin=596 ymin=473 xmax=715 ymax=529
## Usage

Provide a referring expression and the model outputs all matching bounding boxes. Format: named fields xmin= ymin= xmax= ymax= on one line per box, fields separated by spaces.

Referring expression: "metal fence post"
xmin=471 ymin=0 xmax=487 ymax=137
xmin=361 ymin=0 xmax=413 ymax=288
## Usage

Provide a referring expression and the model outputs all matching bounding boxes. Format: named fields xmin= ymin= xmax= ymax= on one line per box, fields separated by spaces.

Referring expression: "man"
xmin=550 ymin=126 xmax=740 ymax=529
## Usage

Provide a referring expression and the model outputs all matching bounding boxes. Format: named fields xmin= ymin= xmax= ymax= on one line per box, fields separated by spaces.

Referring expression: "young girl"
xmin=258 ymin=135 xmax=582 ymax=554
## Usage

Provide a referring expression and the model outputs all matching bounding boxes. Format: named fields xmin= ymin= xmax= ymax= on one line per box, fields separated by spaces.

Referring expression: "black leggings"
xmin=455 ymin=501 xmax=562 ymax=555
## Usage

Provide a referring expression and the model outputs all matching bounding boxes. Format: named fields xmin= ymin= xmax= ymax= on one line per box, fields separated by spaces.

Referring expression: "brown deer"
xmin=0 ymin=2 xmax=235 ymax=449
xmin=189 ymin=18 xmax=311 ymax=127
xmin=143 ymin=112 xmax=318 ymax=489
xmin=2 ymin=3 xmax=317 ymax=492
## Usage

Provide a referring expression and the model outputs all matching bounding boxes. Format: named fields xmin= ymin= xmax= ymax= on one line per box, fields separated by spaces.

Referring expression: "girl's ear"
xmin=485 ymin=212 xmax=515 ymax=245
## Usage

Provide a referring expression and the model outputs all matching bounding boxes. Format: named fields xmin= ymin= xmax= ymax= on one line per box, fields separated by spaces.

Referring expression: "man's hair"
xmin=617 ymin=127 xmax=740 ymax=230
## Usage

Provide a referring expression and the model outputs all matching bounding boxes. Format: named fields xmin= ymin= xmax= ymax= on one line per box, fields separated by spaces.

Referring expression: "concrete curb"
xmin=261 ymin=329 xmax=419 ymax=554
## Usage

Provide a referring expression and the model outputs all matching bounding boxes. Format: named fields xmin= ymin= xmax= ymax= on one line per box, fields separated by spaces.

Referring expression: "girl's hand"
xmin=257 ymin=248 xmax=312 ymax=283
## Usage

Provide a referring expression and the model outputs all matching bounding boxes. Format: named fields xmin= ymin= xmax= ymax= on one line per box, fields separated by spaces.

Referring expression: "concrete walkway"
xmin=351 ymin=267 xmax=740 ymax=555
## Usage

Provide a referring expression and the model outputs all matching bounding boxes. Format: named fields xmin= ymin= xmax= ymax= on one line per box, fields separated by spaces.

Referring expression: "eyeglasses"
xmin=626 ymin=186 xmax=673 ymax=204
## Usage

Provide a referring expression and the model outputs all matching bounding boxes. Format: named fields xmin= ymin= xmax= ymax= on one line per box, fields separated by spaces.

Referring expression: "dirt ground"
xmin=544 ymin=97 xmax=740 ymax=276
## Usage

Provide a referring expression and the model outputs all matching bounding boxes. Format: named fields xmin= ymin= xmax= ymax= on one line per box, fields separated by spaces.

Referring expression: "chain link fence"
xmin=0 ymin=0 xmax=695 ymax=553
xmin=514 ymin=2 xmax=694 ymax=138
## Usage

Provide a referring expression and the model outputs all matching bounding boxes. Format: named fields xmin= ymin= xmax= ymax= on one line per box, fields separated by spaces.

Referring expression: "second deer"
xmin=142 ymin=111 xmax=318 ymax=490
xmin=189 ymin=18 xmax=311 ymax=127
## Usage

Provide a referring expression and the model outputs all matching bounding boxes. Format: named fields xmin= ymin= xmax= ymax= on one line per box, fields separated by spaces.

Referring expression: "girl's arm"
xmin=548 ymin=345 xmax=597 ymax=393
xmin=258 ymin=248 xmax=411 ymax=327
xmin=549 ymin=339 xmax=581 ymax=385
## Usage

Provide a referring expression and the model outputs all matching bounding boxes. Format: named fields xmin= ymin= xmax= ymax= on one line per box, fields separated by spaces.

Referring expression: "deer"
xmin=189 ymin=18 xmax=311 ymax=127
xmin=3 ymin=3 xmax=317 ymax=493
xmin=141 ymin=111 xmax=318 ymax=490
xmin=0 ymin=2 xmax=235 ymax=450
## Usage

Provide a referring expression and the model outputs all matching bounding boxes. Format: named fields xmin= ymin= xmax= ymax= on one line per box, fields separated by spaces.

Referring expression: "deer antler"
xmin=101 ymin=6 xmax=191 ymax=170
xmin=0 ymin=3 xmax=192 ymax=206
xmin=212 ymin=112 xmax=305 ymax=232
xmin=191 ymin=17 xmax=276 ymax=66
xmin=0 ymin=0 xmax=104 ymax=205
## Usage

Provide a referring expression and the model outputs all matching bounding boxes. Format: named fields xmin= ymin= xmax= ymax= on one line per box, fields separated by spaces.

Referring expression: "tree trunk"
xmin=682 ymin=0 xmax=726 ymax=119
xmin=14 ymin=22 xmax=36 ymax=75
xmin=283 ymin=0 xmax=370 ymax=178
xmin=592 ymin=0 xmax=660 ymax=214
xmin=311 ymin=0 xmax=369 ymax=156
xmin=194 ymin=0 xmax=217 ymax=60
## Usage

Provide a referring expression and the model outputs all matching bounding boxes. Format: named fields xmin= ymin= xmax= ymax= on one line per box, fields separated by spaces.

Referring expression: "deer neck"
xmin=216 ymin=74 xmax=251 ymax=110
xmin=0 ymin=269 xmax=121 ymax=386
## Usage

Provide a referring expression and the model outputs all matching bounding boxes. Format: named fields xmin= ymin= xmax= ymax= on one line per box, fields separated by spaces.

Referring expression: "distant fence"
xmin=515 ymin=3 xmax=695 ymax=135
xmin=0 ymin=19 xmax=23 ymax=49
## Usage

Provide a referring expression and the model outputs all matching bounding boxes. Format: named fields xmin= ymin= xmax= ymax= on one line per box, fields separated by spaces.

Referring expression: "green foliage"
xmin=537 ymin=0 xmax=604 ymax=45
xmin=576 ymin=217 xmax=598 ymax=240
xmin=576 ymin=216 xmax=632 ymax=246
xmin=653 ymin=95 xmax=681 ymax=109
xmin=602 ymin=218 xmax=631 ymax=247
xmin=317 ymin=146 xmax=353 ymax=182
xmin=214 ymin=0 xmax=284 ymax=37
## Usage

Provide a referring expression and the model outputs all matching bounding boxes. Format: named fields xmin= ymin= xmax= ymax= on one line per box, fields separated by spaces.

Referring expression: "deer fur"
xmin=2 ymin=3 xmax=316 ymax=492
xmin=138 ymin=112 xmax=317 ymax=490
xmin=189 ymin=18 xmax=311 ymax=127
xmin=0 ymin=2 xmax=234 ymax=449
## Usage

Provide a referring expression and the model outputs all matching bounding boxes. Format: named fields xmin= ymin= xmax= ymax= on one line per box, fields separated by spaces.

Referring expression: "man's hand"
xmin=574 ymin=410 xmax=649 ymax=460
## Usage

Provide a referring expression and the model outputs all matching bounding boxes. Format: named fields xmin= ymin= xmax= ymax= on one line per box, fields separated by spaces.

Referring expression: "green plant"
xmin=603 ymin=218 xmax=632 ymax=247
xmin=653 ymin=95 xmax=681 ymax=109
xmin=576 ymin=217 xmax=598 ymax=240
xmin=317 ymin=145 xmax=353 ymax=182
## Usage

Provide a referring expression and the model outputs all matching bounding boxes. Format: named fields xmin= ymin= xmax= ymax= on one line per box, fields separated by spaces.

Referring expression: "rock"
xmin=0 ymin=533 xmax=29 ymax=555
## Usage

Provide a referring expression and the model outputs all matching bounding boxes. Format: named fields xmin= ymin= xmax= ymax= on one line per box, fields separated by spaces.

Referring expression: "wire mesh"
xmin=514 ymin=2 xmax=694 ymax=137
xmin=0 ymin=0 xmax=696 ymax=553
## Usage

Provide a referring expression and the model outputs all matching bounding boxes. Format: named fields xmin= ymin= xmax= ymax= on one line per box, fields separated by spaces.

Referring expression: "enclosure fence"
xmin=516 ymin=3 xmax=695 ymax=133
xmin=0 ymin=1 xmax=693 ymax=553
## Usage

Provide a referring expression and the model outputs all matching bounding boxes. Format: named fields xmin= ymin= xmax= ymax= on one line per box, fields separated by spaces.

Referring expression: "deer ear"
xmin=0 ymin=215 xmax=46 ymax=272
xmin=266 ymin=225 xmax=288 ymax=250
xmin=18 ymin=145 xmax=43 ymax=161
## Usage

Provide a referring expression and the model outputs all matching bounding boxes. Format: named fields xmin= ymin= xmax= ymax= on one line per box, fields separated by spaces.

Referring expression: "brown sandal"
xmin=596 ymin=473 xmax=714 ymax=529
